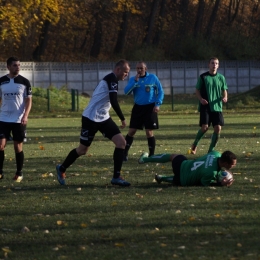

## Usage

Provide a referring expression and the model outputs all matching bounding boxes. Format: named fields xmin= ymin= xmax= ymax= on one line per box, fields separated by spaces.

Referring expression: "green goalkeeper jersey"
xmin=196 ymin=72 xmax=228 ymax=112
xmin=180 ymin=151 xmax=222 ymax=186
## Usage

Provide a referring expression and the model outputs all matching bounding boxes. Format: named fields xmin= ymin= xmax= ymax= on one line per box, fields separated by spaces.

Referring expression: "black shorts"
xmin=0 ymin=121 xmax=26 ymax=142
xmin=199 ymin=106 xmax=224 ymax=127
xmin=80 ymin=117 xmax=121 ymax=146
xmin=129 ymin=103 xmax=159 ymax=130
xmin=171 ymin=155 xmax=187 ymax=185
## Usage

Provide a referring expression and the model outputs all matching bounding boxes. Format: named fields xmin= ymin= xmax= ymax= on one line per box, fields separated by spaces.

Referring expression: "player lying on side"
xmin=138 ymin=150 xmax=237 ymax=187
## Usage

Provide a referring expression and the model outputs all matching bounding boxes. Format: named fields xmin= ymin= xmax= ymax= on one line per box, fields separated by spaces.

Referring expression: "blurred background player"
xmin=138 ymin=150 xmax=236 ymax=187
xmin=123 ymin=61 xmax=164 ymax=161
xmin=191 ymin=57 xmax=228 ymax=155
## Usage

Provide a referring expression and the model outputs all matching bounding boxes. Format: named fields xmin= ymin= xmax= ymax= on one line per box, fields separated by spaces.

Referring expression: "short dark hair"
xmin=209 ymin=57 xmax=219 ymax=63
xmin=7 ymin=57 xmax=19 ymax=66
xmin=220 ymin=151 xmax=237 ymax=164
xmin=115 ymin=59 xmax=129 ymax=69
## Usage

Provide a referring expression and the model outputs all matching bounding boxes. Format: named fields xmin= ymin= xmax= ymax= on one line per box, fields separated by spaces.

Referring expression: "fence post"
xmin=71 ymin=89 xmax=75 ymax=111
xmin=171 ymin=86 xmax=174 ymax=111
xmin=76 ymin=89 xmax=79 ymax=112
xmin=47 ymin=89 xmax=50 ymax=112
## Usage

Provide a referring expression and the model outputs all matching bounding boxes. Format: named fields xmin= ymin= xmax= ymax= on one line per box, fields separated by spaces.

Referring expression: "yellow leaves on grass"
xmin=206 ymin=197 xmax=221 ymax=202
xmin=39 ymin=145 xmax=45 ymax=150
xmin=114 ymin=243 xmax=125 ymax=247
xmin=136 ymin=193 xmax=143 ymax=199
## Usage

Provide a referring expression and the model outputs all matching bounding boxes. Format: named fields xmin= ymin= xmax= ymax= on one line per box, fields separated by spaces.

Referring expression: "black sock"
xmin=60 ymin=149 xmax=80 ymax=172
xmin=16 ymin=151 xmax=24 ymax=174
xmin=124 ymin=135 xmax=134 ymax=156
xmin=0 ymin=150 xmax=4 ymax=173
xmin=147 ymin=136 xmax=155 ymax=156
xmin=113 ymin=148 xmax=124 ymax=178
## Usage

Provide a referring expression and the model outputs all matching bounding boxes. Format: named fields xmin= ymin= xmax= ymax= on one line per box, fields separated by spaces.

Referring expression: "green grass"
xmin=1 ymin=87 xmax=260 ymax=259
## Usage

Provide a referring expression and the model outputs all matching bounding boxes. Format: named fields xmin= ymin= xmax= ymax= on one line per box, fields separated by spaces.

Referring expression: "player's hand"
xmin=153 ymin=106 xmax=160 ymax=113
xmin=21 ymin=116 xmax=28 ymax=125
xmin=222 ymin=97 xmax=228 ymax=103
xmin=200 ymin=99 xmax=208 ymax=105
xmin=135 ymin=73 xmax=140 ymax=82
xmin=120 ymin=120 xmax=126 ymax=129
xmin=221 ymin=176 xmax=234 ymax=187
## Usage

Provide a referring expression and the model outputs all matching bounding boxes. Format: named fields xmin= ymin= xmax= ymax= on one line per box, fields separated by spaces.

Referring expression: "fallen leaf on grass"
xmin=57 ymin=220 xmax=64 ymax=225
xmin=76 ymin=187 xmax=81 ymax=191
xmin=39 ymin=145 xmax=45 ymax=150
xmin=175 ymin=210 xmax=181 ymax=214
xmin=114 ymin=243 xmax=125 ymax=247
xmin=177 ymin=246 xmax=185 ymax=249
xmin=214 ymin=214 xmax=221 ymax=218
xmin=200 ymin=241 xmax=209 ymax=245
xmin=21 ymin=226 xmax=30 ymax=233
xmin=2 ymin=247 xmax=11 ymax=253
xmin=160 ymin=243 xmax=167 ymax=247
xmin=237 ymin=243 xmax=242 ymax=247
xmin=156 ymin=188 xmax=163 ymax=192
xmin=136 ymin=193 xmax=144 ymax=198
xmin=81 ymin=223 xmax=87 ymax=228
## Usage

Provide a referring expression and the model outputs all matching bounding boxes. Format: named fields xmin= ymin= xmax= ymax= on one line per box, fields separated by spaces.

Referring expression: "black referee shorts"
xmin=129 ymin=103 xmax=159 ymax=130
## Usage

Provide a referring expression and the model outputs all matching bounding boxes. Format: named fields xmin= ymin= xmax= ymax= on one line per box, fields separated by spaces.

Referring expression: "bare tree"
xmin=153 ymin=0 xmax=167 ymax=46
xmin=114 ymin=11 xmax=130 ymax=54
xmin=193 ymin=0 xmax=205 ymax=38
xmin=143 ymin=0 xmax=160 ymax=45
xmin=205 ymin=0 xmax=222 ymax=41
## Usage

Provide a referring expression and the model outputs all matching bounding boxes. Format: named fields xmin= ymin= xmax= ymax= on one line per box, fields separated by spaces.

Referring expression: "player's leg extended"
xmin=124 ymin=128 xmax=136 ymax=161
xmin=14 ymin=141 xmax=24 ymax=180
xmin=191 ymin=109 xmax=209 ymax=154
xmin=146 ymin=129 xmax=155 ymax=157
xmin=139 ymin=153 xmax=172 ymax=164
xmin=191 ymin=125 xmax=208 ymax=154
xmin=0 ymin=138 xmax=6 ymax=179
xmin=111 ymin=133 xmax=130 ymax=186
xmin=208 ymin=125 xmax=221 ymax=153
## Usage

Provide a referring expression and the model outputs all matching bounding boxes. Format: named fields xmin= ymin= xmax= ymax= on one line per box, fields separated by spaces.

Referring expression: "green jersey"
xmin=196 ymin=72 xmax=228 ymax=112
xmin=180 ymin=151 xmax=222 ymax=186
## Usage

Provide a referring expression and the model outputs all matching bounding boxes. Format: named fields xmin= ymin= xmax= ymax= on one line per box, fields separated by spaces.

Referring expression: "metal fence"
xmin=1 ymin=61 xmax=260 ymax=95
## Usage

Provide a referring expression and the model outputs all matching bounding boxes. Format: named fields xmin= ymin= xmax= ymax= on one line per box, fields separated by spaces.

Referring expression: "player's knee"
xmin=128 ymin=129 xmax=136 ymax=137
xmin=116 ymin=139 xmax=126 ymax=149
xmin=214 ymin=125 xmax=221 ymax=133
xmin=201 ymin=126 xmax=208 ymax=133
xmin=76 ymin=146 xmax=88 ymax=156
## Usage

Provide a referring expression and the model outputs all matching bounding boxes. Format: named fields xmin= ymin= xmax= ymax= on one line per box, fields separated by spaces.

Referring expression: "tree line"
xmin=0 ymin=0 xmax=260 ymax=62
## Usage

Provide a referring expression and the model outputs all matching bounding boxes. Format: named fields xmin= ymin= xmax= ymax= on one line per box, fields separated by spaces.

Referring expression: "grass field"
xmin=1 ymin=89 xmax=260 ymax=260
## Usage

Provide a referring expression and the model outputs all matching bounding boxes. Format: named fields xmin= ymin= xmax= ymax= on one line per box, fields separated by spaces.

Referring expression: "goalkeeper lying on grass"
xmin=138 ymin=150 xmax=237 ymax=187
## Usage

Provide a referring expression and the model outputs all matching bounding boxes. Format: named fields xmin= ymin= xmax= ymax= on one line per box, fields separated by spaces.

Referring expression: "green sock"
xmin=193 ymin=129 xmax=205 ymax=146
xmin=143 ymin=153 xmax=171 ymax=163
xmin=208 ymin=133 xmax=219 ymax=153
xmin=160 ymin=176 xmax=174 ymax=183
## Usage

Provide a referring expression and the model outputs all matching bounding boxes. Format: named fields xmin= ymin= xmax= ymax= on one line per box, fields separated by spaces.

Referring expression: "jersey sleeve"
xmin=109 ymin=92 xmax=125 ymax=121
xmin=124 ymin=76 xmax=138 ymax=95
xmin=221 ymin=75 xmax=228 ymax=91
xmin=195 ymin=75 xmax=203 ymax=90
xmin=154 ymin=76 xmax=164 ymax=106
xmin=23 ymin=77 xmax=32 ymax=97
